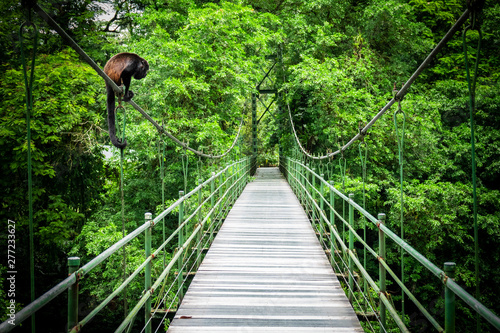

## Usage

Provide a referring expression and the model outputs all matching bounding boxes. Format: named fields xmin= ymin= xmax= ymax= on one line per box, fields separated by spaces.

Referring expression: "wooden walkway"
xmin=168 ymin=167 xmax=363 ymax=332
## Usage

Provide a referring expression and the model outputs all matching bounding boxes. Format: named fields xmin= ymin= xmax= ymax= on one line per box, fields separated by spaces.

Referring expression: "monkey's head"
xmin=134 ymin=59 xmax=149 ymax=80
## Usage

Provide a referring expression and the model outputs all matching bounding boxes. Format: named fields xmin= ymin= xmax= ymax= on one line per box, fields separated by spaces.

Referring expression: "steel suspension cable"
xmin=19 ymin=12 xmax=38 ymax=333
xmin=286 ymin=9 xmax=470 ymax=160
xmin=117 ymin=102 xmax=128 ymax=318
xmin=463 ymin=3 xmax=483 ymax=330
xmin=394 ymin=97 xmax=406 ymax=317
xmin=358 ymin=141 xmax=368 ymax=297
xmin=128 ymin=100 xmax=245 ymax=159
xmin=159 ymin=135 xmax=166 ymax=268
xmin=339 ymin=154 xmax=347 ymax=255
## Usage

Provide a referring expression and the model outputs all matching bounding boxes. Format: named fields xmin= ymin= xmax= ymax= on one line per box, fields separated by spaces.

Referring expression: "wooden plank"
xmin=167 ymin=167 xmax=363 ymax=332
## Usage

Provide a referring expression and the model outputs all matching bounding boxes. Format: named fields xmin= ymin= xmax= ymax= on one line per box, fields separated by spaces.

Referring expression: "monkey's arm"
xmin=121 ymin=74 xmax=134 ymax=102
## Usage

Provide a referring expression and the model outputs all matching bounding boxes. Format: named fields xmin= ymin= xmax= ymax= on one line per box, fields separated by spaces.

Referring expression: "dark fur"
xmin=104 ymin=53 xmax=149 ymax=148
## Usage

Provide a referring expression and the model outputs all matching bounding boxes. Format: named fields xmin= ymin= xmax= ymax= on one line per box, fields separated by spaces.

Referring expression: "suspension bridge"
xmin=5 ymin=2 xmax=500 ymax=333
xmin=168 ymin=168 xmax=362 ymax=332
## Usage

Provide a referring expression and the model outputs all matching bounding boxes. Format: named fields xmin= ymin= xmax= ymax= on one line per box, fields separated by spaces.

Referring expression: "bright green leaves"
xmin=0 ymin=49 xmax=101 ymax=179
xmin=409 ymin=0 xmax=463 ymax=31
xmin=361 ymin=0 xmax=433 ymax=75
xmin=285 ymin=53 xmax=381 ymax=153
xmin=131 ymin=1 xmax=282 ymax=153
xmin=0 ymin=48 xmax=105 ymax=274
xmin=35 ymin=195 xmax=84 ymax=247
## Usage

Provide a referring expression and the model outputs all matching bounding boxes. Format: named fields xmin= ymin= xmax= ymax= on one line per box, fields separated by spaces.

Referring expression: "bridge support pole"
xmin=197 ymin=179 xmax=203 ymax=270
xmin=210 ymin=173 xmax=216 ymax=243
xmin=378 ymin=213 xmax=387 ymax=333
xmin=178 ymin=192 xmax=185 ymax=305
xmin=302 ymin=163 xmax=307 ymax=206
xmin=329 ymin=181 xmax=337 ymax=267
xmin=278 ymin=94 xmax=283 ymax=175
xmin=219 ymin=170 xmax=224 ymax=199
xmin=67 ymin=257 xmax=80 ymax=332
xmin=145 ymin=212 xmax=152 ymax=333
xmin=251 ymin=93 xmax=257 ymax=175
xmin=305 ymin=163 xmax=309 ymax=207
xmin=311 ymin=168 xmax=317 ymax=228
xmin=444 ymin=262 xmax=456 ymax=333
xmin=319 ymin=174 xmax=324 ymax=245
xmin=348 ymin=194 xmax=354 ymax=303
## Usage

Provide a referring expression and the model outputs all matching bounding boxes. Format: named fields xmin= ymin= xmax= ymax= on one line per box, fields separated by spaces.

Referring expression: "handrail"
xmin=0 ymin=158 xmax=251 ymax=333
xmin=288 ymin=160 xmax=440 ymax=331
xmin=284 ymin=160 xmax=408 ymax=332
xmin=283 ymin=157 xmax=500 ymax=331
xmin=115 ymin=166 xmax=249 ymax=332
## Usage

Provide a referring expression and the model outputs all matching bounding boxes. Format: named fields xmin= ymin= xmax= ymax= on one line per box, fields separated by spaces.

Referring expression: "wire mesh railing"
xmin=0 ymin=158 xmax=251 ymax=333
xmin=281 ymin=157 xmax=500 ymax=333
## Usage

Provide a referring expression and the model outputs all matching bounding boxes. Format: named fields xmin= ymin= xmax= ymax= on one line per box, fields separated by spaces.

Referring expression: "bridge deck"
xmin=168 ymin=167 xmax=363 ymax=332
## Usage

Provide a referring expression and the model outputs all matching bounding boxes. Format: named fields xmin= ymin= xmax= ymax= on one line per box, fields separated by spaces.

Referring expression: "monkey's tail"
xmin=106 ymin=85 xmax=128 ymax=149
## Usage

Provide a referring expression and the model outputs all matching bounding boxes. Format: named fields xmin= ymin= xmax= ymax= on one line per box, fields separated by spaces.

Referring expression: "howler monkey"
xmin=104 ymin=53 xmax=149 ymax=149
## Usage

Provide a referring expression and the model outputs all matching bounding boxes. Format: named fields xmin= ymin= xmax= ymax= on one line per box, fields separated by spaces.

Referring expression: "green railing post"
xmin=236 ymin=162 xmax=241 ymax=196
xmin=302 ymin=162 xmax=307 ymax=203
xmin=219 ymin=171 xmax=223 ymax=201
xmin=232 ymin=166 xmax=237 ymax=203
xmin=293 ymin=159 xmax=296 ymax=190
xmin=67 ymin=257 xmax=80 ymax=332
xmin=178 ymin=191 xmax=184 ymax=304
xmin=378 ymin=213 xmax=387 ymax=333
xmin=297 ymin=162 xmax=304 ymax=204
xmin=227 ymin=165 xmax=232 ymax=205
xmin=236 ymin=161 xmax=240 ymax=193
xmin=329 ymin=181 xmax=336 ymax=266
xmin=236 ymin=161 xmax=241 ymax=195
xmin=210 ymin=172 xmax=215 ymax=243
xmin=245 ymin=158 xmax=248 ymax=181
xmin=445 ymin=262 xmax=456 ymax=333
xmin=319 ymin=174 xmax=325 ymax=245
xmin=197 ymin=179 xmax=203 ymax=270
xmin=348 ymin=193 xmax=354 ymax=303
xmin=144 ymin=212 xmax=152 ymax=333
xmin=296 ymin=161 xmax=301 ymax=199
xmin=221 ymin=165 xmax=227 ymax=212
xmin=296 ymin=160 xmax=300 ymax=197
xmin=305 ymin=163 xmax=309 ymax=208
xmin=252 ymin=93 xmax=257 ymax=175
xmin=304 ymin=164 xmax=309 ymax=208
xmin=239 ymin=160 xmax=243 ymax=194
xmin=311 ymin=168 xmax=317 ymax=227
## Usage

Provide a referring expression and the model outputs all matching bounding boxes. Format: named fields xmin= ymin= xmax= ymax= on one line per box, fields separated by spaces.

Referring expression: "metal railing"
xmin=282 ymin=157 xmax=500 ymax=333
xmin=0 ymin=158 xmax=251 ymax=333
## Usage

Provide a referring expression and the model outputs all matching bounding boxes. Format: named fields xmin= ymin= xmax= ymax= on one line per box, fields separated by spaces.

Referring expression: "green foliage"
xmin=36 ymin=195 xmax=84 ymax=246
xmin=1 ymin=0 xmax=499 ymax=331
xmin=69 ymin=220 xmax=144 ymax=331
xmin=0 ymin=48 xmax=106 ymax=317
